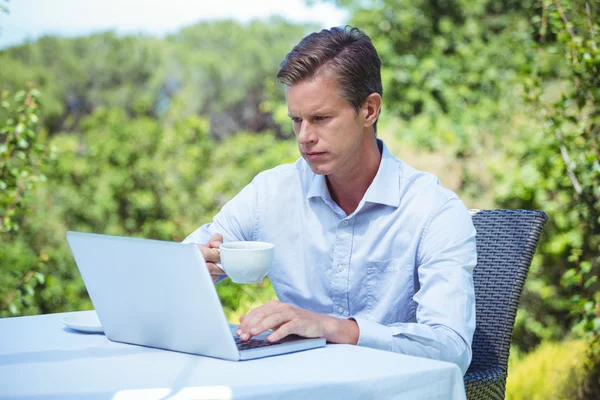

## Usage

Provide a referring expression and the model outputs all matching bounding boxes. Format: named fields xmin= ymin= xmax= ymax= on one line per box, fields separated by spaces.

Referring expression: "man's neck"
xmin=326 ymin=139 xmax=382 ymax=216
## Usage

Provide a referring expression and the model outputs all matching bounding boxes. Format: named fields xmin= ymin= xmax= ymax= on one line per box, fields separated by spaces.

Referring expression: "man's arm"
xmin=183 ymin=180 xmax=258 ymax=281
xmin=353 ymin=198 xmax=476 ymax=374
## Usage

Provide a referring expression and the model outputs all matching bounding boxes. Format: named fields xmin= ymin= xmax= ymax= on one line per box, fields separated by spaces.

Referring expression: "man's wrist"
xmin=323 ymin=315 xmax=359 ymax=345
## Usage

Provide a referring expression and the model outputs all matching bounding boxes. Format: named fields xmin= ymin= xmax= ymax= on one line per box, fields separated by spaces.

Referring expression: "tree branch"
xmin=586 ymin=2 xmax=597 ymax=50
xmin=555 ymin=0 xmax=580 ymax=71
xmin=556 ymin=129 xmax=583 ymax=195
xmin=1 ymin=270 xmax=35 ymax=310
xmin=555 ymin=0 xmax=577 ymax=40
xmin=541 ymin=0 xmax=548 ymax=43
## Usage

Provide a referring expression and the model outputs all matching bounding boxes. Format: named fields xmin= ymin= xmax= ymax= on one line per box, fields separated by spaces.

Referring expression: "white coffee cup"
xmin=218 ymin=241 xmax=274 ymax=284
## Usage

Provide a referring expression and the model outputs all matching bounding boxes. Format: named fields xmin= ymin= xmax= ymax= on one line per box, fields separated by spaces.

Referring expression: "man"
xmin=184 ymin=26 xmax=476 ymax=374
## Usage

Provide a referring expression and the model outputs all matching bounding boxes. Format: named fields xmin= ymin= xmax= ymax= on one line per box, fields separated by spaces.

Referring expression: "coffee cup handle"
xmin=213 ymin=249 xmax=225 ymax=275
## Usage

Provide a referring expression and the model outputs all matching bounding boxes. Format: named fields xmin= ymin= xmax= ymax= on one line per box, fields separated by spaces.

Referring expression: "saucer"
xmin=60 ymin=310 xmax=103 ymax=333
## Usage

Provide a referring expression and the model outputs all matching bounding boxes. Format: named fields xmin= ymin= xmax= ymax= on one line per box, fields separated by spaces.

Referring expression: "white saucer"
xmin=60 ymin=311 xmax=103 ymax=333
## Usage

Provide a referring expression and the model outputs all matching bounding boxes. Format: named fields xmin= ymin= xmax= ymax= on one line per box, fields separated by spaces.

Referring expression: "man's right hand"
xmin=196 ymin=233 xmax=224 ymax=283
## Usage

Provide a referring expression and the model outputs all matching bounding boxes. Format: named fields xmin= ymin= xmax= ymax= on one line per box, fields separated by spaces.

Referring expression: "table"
xmin=0 ymin=311 xmax=466 ymax=399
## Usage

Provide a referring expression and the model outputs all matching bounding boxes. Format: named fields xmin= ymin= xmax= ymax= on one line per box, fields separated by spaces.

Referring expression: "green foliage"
xmin=0 ymin=238 xmax=48 ymax=318
xmin=0 ymin=87 xmax=52 ymax=232
xmin=0 ymin=86 xmax=54 ymax=317
xmin=496 ymin=0 xmax=600 ymax=344
xmin=48 ymin=108 xmax=213 ymax=239
xmin=0 ymin=19 xmax=309 ymax=138
xmin=506 ymin=339 xmax=592 ymax=400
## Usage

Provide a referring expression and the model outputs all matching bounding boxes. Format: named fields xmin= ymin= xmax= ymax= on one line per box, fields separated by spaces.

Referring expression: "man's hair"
xmin=277 ymin=25 xmax=383 ymax=133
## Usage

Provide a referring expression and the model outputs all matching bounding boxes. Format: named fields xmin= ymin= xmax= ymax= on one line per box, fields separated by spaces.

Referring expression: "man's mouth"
xmin=303 ymin=152 xmax=326 ymax=161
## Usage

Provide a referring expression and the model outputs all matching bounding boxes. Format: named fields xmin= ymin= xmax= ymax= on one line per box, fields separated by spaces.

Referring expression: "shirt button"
xmin=337 ymin=306 xmax=344 ymax=314
xmin=337 ymin=264 xmax=344 ymax=272
xmin=342 ymin=220 xmax=349 ymax=227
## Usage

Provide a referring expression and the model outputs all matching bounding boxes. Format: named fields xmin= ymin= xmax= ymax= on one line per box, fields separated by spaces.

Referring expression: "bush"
xmin=506 ymin=339 xmax=595 ymax=400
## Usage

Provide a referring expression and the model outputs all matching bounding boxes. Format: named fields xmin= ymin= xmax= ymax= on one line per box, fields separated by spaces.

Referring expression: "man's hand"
xmin=196 ymin=233 xmax=224 ymax=282
xmin=236 ymin=300 xmax=359 ymax=344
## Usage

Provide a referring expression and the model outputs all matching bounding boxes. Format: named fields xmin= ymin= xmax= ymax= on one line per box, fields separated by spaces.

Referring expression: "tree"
xmin=499 ymin=2 xmax=599 ymax=396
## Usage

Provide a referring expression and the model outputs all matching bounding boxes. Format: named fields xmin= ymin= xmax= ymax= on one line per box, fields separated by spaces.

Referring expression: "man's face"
xmin=286 ymin=72 xmax=371 ymax=178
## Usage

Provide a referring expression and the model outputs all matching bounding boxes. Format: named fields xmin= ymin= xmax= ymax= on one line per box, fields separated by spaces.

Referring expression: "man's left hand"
xmin=236 ymin=300 xmax=359 ymax=344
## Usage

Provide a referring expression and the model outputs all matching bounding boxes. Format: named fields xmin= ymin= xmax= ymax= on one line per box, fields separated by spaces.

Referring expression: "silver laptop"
xmin=65 ymin=231 xmax=326 ymax=360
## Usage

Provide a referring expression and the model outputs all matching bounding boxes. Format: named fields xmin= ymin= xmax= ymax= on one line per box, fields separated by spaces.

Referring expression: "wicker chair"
xmin=465 ymin=209 xmax=548 ymax=399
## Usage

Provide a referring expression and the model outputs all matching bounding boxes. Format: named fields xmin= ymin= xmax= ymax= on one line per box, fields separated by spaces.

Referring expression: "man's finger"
xmin=249 ymin=312 xmax=287 ymax=336
xmin=208 ymin=233 xmax=223 ymax=248
xmin=267 ymin=321 xmax=294 ymax=342
xmin=197 ymin=244 xmax=221 ymax=264
xmin=237 ymin=302 xmax=283 ymax=338
xmin=206 ymin=247 xmax=221 ymax=263
xmin=207 ymin=262 xmax=224 ymax=275
xmin=239 ymin=310 xmax=266 ymax=336
xmin=240 ymin=309 xmax=277 ymax=340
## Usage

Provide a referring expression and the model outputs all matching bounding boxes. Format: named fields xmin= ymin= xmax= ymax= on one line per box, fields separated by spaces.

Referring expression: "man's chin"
xmin=307 ymin=162 xmax=330 ymax=176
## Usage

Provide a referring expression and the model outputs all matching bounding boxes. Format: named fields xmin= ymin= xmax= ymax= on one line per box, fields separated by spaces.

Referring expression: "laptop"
xmin=65 ymin=231 xmax=326 ymax=360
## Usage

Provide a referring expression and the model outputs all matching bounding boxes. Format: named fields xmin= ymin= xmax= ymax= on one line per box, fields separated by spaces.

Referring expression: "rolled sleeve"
xmin=352 ymin=317 xmax=472 ymax=375
xmin=352 ymin=317 xmax=394 ymax=351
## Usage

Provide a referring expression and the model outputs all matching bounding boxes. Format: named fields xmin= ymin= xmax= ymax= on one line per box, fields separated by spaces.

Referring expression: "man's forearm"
xmin=323 ymin=315 xmax=360 ymax=344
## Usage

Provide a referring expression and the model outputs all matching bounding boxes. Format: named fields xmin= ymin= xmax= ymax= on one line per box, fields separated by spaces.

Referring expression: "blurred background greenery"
xmin=0 ymin=0 xmax=598 ymax=398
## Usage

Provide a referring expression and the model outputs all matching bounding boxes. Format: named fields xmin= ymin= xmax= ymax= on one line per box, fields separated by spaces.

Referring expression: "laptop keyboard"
xmin=234 ymin=337 xmax=277 ymax=351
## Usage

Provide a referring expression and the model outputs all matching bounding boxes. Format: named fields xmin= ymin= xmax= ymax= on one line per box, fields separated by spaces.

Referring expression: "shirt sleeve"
xmin=182 ymin=179 xmax=259 ymax=277
xmin=353 ymin=198 xmax=476 ymax=375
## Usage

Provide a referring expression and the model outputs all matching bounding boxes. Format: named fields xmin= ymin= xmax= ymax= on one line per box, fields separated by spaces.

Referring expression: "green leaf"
xmin=584 ymin=276 xmax=597 ymax=289
xmin=17 ymin=138 xmax=29 ymax=148
xmin=34 ymin=272 xmax=45 ymax=285
xmin=580 ymin=261 xmax=592 ymax=274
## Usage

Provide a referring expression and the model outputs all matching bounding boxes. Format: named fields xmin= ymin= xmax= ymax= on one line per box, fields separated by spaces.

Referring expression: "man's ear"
xmin=362 ymin=93 xmax=382 ymax=128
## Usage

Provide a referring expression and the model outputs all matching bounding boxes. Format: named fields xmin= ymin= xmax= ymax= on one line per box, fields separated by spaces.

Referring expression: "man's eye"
xmin=314 ymin=116 xmax=328 ymax=121
xmin=291 ymin=118 xmax=301 ymax=123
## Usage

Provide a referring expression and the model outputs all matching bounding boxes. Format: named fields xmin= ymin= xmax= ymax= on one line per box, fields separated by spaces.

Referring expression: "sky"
xmin=0 ymin=0 xmax=350 ymax=49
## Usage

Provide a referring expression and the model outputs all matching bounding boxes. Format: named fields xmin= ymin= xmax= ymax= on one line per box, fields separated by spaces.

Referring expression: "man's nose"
xmin=297 ymin=121 xmax=316 ymax=144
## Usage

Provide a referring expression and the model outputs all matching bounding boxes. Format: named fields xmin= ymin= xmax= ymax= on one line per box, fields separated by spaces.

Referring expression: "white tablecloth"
xmin=0 ymin=311 xmax=466 ymax=399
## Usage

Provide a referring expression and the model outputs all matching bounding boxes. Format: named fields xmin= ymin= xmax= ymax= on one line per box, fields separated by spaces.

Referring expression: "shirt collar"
xmin=307 ymin=173 xmax=332 ymax=202
xmin=307 ymin=139 xmax=400 ymax=208
xmin=363 ymin=139 xmax=401 ymax=208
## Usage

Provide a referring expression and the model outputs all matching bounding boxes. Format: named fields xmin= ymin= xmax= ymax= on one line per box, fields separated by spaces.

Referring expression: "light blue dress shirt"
xmin=184 ymin=139 xmax=477 ymax=374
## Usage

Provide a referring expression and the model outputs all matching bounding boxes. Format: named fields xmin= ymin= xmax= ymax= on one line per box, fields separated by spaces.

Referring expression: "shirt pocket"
xmin=365 ymin=258 xmax=415 ymax=325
